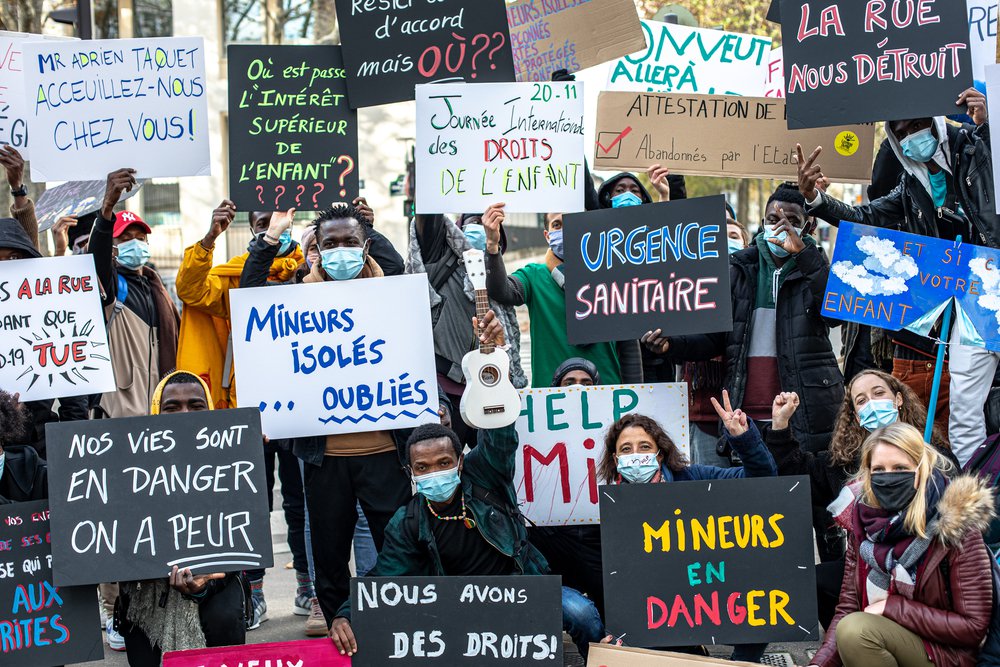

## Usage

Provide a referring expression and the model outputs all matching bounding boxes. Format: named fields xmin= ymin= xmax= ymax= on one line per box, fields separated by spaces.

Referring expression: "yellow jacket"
xmin=175 ymin=241 xmax=302 ymax=408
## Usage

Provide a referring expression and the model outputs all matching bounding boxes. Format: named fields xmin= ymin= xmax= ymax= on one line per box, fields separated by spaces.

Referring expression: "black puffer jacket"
xmin=808 ymin=122 xmax=997 ymax=247
xmin=665 ymin=244 xmax=844 ymax=452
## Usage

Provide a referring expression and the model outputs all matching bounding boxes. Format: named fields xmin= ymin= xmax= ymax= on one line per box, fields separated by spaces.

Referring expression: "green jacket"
xmin=336 ymin=424 xmax=548 ymax=619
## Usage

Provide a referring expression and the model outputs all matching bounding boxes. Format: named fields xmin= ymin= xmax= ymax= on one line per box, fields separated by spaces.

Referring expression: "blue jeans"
xmin=562 ymin=586 xmax=604 ymax=659
xmin=353 ymin=501 xmax=378 ymax=576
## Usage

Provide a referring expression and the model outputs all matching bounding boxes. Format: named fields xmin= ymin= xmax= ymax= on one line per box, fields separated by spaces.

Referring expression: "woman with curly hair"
xmin=0 ymin=388 xmax=48 ymax=503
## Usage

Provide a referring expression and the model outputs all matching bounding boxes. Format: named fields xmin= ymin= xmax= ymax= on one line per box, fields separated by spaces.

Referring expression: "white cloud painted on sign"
xmin=832 ymin=235 xmax=918 ymax=296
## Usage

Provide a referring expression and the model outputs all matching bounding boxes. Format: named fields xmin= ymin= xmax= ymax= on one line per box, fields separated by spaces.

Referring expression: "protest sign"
xmin=22 ymin=37 xmax=210 ymax=181
xmin=606 ymin=20 xmax=771 ymax=96
xmin=563 ymin=196 xmax=732 ymax=346
xmin=506 ymin=0 xmax=646 ymax=82
xmin=767 ymin=1 xmax=780 ymax=24
xmin=823 ymin=221 xmax=1000 ymax=352
xmin=230 ymin=274 xmax=439 ymax=439
xmin=969 ymin=0 xmax=999 ymax=86
xmin=515 ymin=384 xmax=689 ymax=526
xmin=0 ymin=31 xmax=72 ymax=158
xmin=35 ymin=178 xmax=143 ymax=233
xmin=45 ymin=408 xmax=272 ymax=587
xmin=780 ymin=0 xmax=974 ymax=129
xmin=589 ymin=645 xmax=761 ymax=666
xmin=0 ymin=500 xmax=103 ymax=667
xmin=592 ymin=91 xmax=875 ymax=181
xmin=350 ymin=576 xmax=562 ymax=665
xmin=415 ymin=81 xmax=584 ymax=214
xmin=227 ymin=45 xmax=358 ymax=212
xmin=164 ymin=640 xmax=351 ymax=667
xmin=334 ymin=0 xmax=515 ymax=108
xmin=600 ymin=476 xmax=818 ymax=647
xmin=764 ymin=46 xmax=785 ymax=97
xmin=0 ymin=255 xmax=114 ymax=402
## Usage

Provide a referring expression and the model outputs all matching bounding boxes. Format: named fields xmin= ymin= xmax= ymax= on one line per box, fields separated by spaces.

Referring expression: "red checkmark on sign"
xmin=596 ymin=126 xmax=632 ymax=154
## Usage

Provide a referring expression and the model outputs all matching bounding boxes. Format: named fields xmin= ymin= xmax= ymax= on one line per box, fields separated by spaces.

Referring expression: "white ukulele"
xmin=459 ymin=249 xmax=521 ymax=430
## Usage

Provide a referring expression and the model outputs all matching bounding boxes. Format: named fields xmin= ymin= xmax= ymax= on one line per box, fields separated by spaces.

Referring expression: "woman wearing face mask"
xmin=809 ymin=423 xmax=992 ymax=667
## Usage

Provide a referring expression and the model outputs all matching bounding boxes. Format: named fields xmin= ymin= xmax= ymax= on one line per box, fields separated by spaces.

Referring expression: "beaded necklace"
xmin=426 ymin=494 xmax=477 ymax=529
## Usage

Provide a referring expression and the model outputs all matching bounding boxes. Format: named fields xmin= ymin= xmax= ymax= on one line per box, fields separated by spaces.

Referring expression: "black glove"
xmin=551 ymin=69 xmax=576 ymax=82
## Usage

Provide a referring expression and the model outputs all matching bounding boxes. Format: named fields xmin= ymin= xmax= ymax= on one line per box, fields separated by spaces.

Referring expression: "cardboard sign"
xmin=0 ymin=500 xmax=103 ymax=667
xmin=515 ymin=384 xmax=690 ymax=527
xmin=22 ymin=36 xmax=210 ymax=181
xmin=350 ymin=576 xmax=563 ymax=666
xmin=334 ymin=0 xmax=515 ymax=108
xmin=35 ymin=178 xmax=143 ymax=233
xmin=599 ymin=476 xmax=818 ymax=647
xmin=506 ymin=0 xmax=646 ymax=82
xmin=563 ymin=196 xmax=733 ymax=346
xmin=780 ymin=0 xmax=974 ymax=129
xmin=0 ymin=255 xmax=115 ymax=402
xmin=227 ymin=45 xmax=358 ymax=212
xmin=969 ymin=0 xmax=999 ymax=86
xmin=0 ymin=31 xmax=72 ymax=158
xmin=764 ymin=46 xmax=785 ymax=97
xmin=824 ymin=221 xmax=1000 ymax=352
xmin=414 ymin=81 xmax=584 ymax=214
xmin=607 ymin=20 xmax=771 ymax=96
xmin=163 ymin=640 xmax=352 ymax=667
xmin=592 ymin=91 xmax=875 ymax=182
xmin=230 ymin=274 xmax=439 ymax=439
xmin=45 ymin=408 xmax=273 ymax=586
xmin=588 ymin=644 xmax=761 ymax=666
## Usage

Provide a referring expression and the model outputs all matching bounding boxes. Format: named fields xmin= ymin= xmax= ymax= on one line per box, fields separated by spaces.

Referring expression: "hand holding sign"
xmin=51 ymin=216 xmax=77 ymax=256
xmin=796 ymin=144 xmax=825 ymax=203
xmin=958 ymin=86 xmax=988 ymax=125
xmin=204 ymin=200 xmax=236 ymax=249
xmin=640 ymin=328 xmax=670 ymax=355
xmin=646 ymin=164 xmax=671 ymax=203
xmin=266 ymin=208 xmax=295 ymax=242
xmin=772 ymin=392 xmax=800 ymax=431
xmin=353 ymin=197 xmax=374 ymax=225
xmin=102 ymin=168 xmax=138 ymax=220
xmin=483 ymin=202 xmax=506 ymax=255
xmin=711 ymin=389 xmax=748 ymax=437
xmin=169 ymin=565 xmax=225 ymax=596
xmin=0 ymin=145 xmax=25 ymax=191
xmin=330 ymin=617 xmax=357 ymax=657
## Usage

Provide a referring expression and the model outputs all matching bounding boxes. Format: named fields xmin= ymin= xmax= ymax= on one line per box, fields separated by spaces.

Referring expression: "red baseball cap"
xmin=112 ymin=210 xmax=152 ymax=238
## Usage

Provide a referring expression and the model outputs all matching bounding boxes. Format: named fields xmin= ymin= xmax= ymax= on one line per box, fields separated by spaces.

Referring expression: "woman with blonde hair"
xmin=810 ymin=423 xmax=993 ymax=667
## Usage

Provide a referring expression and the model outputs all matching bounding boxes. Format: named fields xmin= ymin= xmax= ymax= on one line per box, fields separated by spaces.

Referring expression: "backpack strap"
xmin=106 ymin=274 xmax=129 ymax=327
xmin=470 ymin=483 xmax=536 ymax=528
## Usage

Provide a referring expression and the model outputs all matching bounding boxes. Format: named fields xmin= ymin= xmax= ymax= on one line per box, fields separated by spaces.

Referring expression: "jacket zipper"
xmin=475 ymin=511 xmax=525 ymax=574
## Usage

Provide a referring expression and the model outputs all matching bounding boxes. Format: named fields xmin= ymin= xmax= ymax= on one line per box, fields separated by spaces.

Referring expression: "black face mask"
xmin=870 ymin=471 xmax=918 ymax=513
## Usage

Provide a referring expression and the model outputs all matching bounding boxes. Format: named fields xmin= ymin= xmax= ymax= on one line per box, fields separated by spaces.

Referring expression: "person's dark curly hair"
xmin=310 ymin=203 xmax=369 ymax=239
xmin=598 ymin=413 xmax=688 ymax=483
xmin=0 ymin=389 xmax=29 ymax=447
xmin=405 ymin=423 xmax=462 ymax=466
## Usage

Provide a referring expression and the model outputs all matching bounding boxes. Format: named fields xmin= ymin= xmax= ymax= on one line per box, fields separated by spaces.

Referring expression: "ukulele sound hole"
xmin=479 ymin=365 xmax=501 ymax=387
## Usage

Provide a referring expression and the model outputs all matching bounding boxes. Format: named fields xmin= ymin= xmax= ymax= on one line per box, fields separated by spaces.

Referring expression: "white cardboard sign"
xmin=514 ymin=383 xmax=689 ymax=526
xmin=986 ymin=63 xmax=1000 ymax=214
xmin=0 ymin=255 xmax=114 ymax=402
xmin=415 ymin=81 xmax=585 ymax=214
xmin=969 ymin=0 xmax=999 ymax=86
xmin=606 ymin=20 xmax=771 ymax=96
xmin=22 ymin=36 xmax=210 ymax=182
xmin=229 ymin=274 xmax=440 ymax=439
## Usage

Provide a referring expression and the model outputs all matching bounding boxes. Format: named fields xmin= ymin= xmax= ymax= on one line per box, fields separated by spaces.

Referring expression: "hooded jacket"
xmin=814 ymin=476 xmax=995 ymax=667
xmin=664 ymin=242 xmax=844 ymax=453
xmin=175 ymin=241 xmax=303 ymax=409
xmin=807 ymin=119 xmax=998 ymax=248
xmin=597 ymin=172 xmax=654 ymax=208
xmin=0 ymin=216 xmax=41 ymax=259
xmin=0 ymin=445 xmax=47 ymax=504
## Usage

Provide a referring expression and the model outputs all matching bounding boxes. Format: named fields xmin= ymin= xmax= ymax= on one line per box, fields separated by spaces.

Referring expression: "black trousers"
xmin=817 ymin=557 xmax=846 ymax=629
xmin=304 ymin=451 xmax=412 ymax=623
xmin=121 ymin=576 xmax=246 ymax=667
xmin=248 ymin=443 xmax=308 ymax=580
xmin=529 ymin=525 xmax=605 ymax=619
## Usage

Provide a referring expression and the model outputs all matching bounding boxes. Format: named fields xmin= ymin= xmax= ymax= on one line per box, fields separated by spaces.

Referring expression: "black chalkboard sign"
xmin=562 ymin=195 xmax=733 ymax=346
xmin=767 ymin=0 xmax=779 ymax=23
xmin=227 ymin=45 xmax=359 ymax=211
xmin=350 ymin=576 xmax=563 ymax=665
xmin=0 ymin=500 xmax=103 ymax=666
xmin=599 ymin=476 xmax=818 ymax=647
xmin=780 ymin=0 xmax=973 ymax=129
xmin=45 ymin=408 xmax=273 ymax=587
xmin=334 ymin=0 xmax=516 ymax=108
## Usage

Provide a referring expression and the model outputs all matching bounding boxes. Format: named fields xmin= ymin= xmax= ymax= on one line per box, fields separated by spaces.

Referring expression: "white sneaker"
xmin=106 ymin=618 xmax=126 ymax=652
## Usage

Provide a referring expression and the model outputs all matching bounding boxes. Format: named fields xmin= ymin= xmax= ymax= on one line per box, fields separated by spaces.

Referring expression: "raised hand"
xmin=482 ymin=202 xmax=506 ymax=255
xmin=640 ymin=328 xmax=669 ymax=355
xmin=711 ymin=389 xmax=748 ymax=437
xmin=102 ymin=168 xmax=137 ymax=220
xmin=265 ymin=208 xmax=295 ymax=243
xmin=771 ymin=392 xmax=800 ymax=431
xmin=203 ymin=200 xmax=236 ymax=249
xmin=647 ymin=164 xmax=671 ymax=202
xmin=796 ymin=144 xmax=824 ymax=202
xmin=0 ymin=145 xmax=25 ymax=190
xmin=51 ymin=216 xmax=78 ymax=256
xmin=353 ymin=197 xmax=374 ymax=225
xmin=958 ymin=87 xmax=988 ymax=126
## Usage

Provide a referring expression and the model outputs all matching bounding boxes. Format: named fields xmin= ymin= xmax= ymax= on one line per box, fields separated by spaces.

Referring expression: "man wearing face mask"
xmin=644 ymin=183 xmax=844 ymax=454
xmin=327 ymin=317 xmax=605 ymax=661
xmin=798 ymin=88 xmax=996 ymax=465
xmin=595 ymin=164 xmax=682 ymax=209
xmin=406 ymin=211 xmax=526 ymax=447
xmin=89 ymin=168 xmax=180 ymax=420
xmin=483 ymin=205 xmax=642 ymax=387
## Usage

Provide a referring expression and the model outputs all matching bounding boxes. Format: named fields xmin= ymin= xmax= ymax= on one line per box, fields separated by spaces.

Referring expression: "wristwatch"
xmin=10 ymin=185 xmax=26 ymax=197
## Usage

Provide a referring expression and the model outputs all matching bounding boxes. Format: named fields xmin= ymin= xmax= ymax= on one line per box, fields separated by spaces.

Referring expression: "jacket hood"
xmin=597 ymin=173 xmax=653 ymax=208
xmin=885 ymin=117 xmax=952 ymax=195
xmin=150 ymin=370 xmax=213 ymax=414
xmin=0 ymin=218 xmax=41 ymax=258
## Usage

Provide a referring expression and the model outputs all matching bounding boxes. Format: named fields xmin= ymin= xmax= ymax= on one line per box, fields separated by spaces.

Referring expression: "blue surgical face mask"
xmin=616 ymin=452 xmax=659 ymax=484
xmin=414 ymin=467 xmax=462 ymax=503
xmin=901 ymin=127 xmax=938 ymax=163
xmin=546 ymin=228 xmax=564 ymax=260
xmin=612 ymin=191 xmax=643 ymax=208
xmin=858 ymin=399 xmax=899 ymax=432
xmin=463 ymin=223 xmax=486 ymax=251
xmin=278 ymin=229 xmax=294 ymax=255
xmin=321 ymin=247 xmax=365 ymax=281
xmin=116 ymin=238 xmax=150 ymax=270
xmin=728 ymin=239 xmax=744 ymax=254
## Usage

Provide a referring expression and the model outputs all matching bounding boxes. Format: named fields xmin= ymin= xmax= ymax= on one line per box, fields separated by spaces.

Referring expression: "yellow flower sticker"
xmin=835 ymin=131 xmax=860 ymax=157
